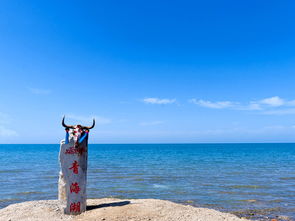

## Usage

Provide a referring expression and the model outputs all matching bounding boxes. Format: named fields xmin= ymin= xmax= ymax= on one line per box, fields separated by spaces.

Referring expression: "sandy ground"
xmin=0 ymin=198 xmax=247 ymax=221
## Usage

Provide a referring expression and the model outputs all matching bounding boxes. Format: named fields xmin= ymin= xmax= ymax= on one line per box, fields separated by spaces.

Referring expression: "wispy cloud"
xmin=190 ymin=96 xmax=295 ymax=115
xmin=189 ymin=99 xmax=234 ymax=109
xmin=259 ymin=96 xmax=284 ymax=107
xmin=28 ymin=87 xmax=51 ymax=95
xmin=262 ymin=108 xmax=295 ymax=115
xmin=0 ymin=113 xmax=18 ymax=137
xmin=143 ymin=98 xmax=176 ymax=104
xmin=182 ymin=124 xmax=295 ymax=137
xmin=239 ymin=102 xmax=263 ymax=111
xmin=140 ymin=121 xmax=164 ymax=126
xmin=0 ymin=126 xmax=18 ymax=137
xmin=0 ymin=112 xmax=11 ymax=124
xmin=66 ymin=114 xmax=111 ymax=125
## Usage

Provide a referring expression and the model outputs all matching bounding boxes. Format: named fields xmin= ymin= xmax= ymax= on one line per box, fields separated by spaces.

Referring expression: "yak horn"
xmin=82 ymin=119 xmax=95 ymax=130
xmin=62 ymin=116 xmax=75 ymax=129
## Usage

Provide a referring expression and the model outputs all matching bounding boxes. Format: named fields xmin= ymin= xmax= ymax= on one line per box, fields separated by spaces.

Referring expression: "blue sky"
xmin=0 ymin=0 xmax=295 ymax=143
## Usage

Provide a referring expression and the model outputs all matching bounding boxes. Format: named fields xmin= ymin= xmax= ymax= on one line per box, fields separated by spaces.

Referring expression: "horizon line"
xmin=0 ymin=142 xmax=295 ymax=145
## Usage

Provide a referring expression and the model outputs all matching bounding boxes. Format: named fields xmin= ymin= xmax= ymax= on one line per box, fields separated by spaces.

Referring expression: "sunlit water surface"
xmin=0 ymin=144 xmax=294 ymax=220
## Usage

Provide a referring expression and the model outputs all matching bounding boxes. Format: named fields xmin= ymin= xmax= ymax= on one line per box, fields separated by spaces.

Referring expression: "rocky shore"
xmin=0 ymin=198 xmax=247 ymax=221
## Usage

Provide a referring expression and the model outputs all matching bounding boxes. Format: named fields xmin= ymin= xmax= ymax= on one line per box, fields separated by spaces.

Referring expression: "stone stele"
xmin=58 ymin=126 xmax=89 ymax=215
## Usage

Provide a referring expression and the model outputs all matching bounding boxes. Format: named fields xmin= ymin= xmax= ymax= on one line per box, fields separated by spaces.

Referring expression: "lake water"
xmin=0 ymin=143 xmax=294 ymax=220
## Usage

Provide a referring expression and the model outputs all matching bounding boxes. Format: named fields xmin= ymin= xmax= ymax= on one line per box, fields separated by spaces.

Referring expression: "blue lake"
xmin=0 ymin=143 xmax=295 ymax=220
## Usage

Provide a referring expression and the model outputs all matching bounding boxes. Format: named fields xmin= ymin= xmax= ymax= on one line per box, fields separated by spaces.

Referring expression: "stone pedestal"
xmin=58 ymin=138 xmax=88 ymax=215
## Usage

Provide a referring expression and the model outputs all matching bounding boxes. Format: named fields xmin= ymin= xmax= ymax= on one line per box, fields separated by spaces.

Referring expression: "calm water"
xmin=0 ymin=144 xmax=295 ymax=220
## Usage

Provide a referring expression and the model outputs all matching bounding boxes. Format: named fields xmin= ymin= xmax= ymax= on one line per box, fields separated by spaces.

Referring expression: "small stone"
xmin=278 ymin=216 xmax=292 ymax=221
xmin=185 ymin=200 xmax=194 ymax=204
xmin=246 ymin=199 xmax=256 ymax=203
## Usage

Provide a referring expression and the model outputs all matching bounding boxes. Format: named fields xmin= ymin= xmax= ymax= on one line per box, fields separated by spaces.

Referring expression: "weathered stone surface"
xmin=58 ymin=132 xmax=88 ymax=215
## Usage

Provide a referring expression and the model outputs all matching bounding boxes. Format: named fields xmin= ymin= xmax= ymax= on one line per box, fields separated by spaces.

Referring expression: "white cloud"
xmin=189 ymin=96 xmax=295 ymax=114
xmin=140 ymin=121 xmax=164 ymax=126
xmin=237 ymin=97 xmax=284 ymax=110
xmin=143 ymin=98 xmax=176 ymax=104
xmin=28 ymin=87 xmax=51 ymax=95
xmin=189 ymin=99 xmax=234 ymax=109
xmin=0 ymin=126 xmax=18 ymax=137
xmin=138 ymin=96 xmax=295 ymax=115
xmin=259 ymin=96 xmax=284 ymax=107
xmin=240 ymin=102 xmax=263 ymax=111
xmin=66 ymin=114 xmax=111 ymax=125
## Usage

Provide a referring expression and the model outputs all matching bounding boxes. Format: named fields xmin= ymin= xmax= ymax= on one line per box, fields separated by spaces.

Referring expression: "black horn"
xmin=62 ymin=116 xmax=75 ymax=129
xmin=82 ymin=119 xmax=95 ymax=130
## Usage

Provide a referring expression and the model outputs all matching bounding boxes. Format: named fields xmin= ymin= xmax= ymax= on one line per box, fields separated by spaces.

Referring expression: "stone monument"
xmin=58 ymin=116 xmax=95 ymax=215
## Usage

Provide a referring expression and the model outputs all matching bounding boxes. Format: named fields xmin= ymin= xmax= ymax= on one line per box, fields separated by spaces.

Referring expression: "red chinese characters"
xmin=70 ymin=182 xmax=81 ymax=194
xmin=65 ymin=146 xmax=86 ymax=156
xmin=69 ymin=160 xmax=79 ymax=174
xmin=70 ymin=202 xmax=81 ymax=213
